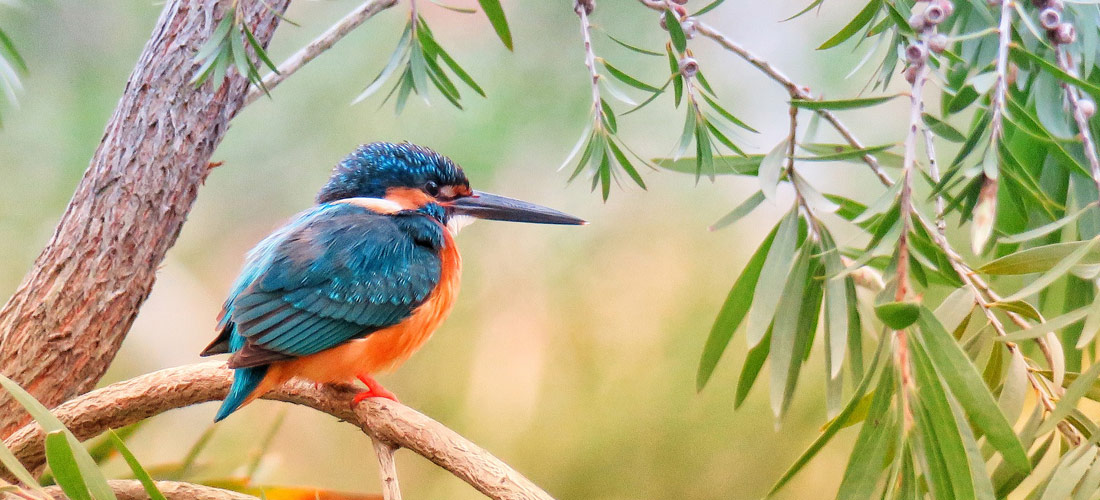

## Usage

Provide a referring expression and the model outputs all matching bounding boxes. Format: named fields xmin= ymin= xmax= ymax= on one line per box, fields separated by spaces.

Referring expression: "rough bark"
xmin=0 ymin=0 xmax=289 ymax=437
xmin=6 ymin=362 xmax=556 ymax=500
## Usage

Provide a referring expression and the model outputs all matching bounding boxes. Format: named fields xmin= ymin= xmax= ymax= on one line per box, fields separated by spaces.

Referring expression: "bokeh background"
xmin=0 ymin=1 xmax=905 ymax=498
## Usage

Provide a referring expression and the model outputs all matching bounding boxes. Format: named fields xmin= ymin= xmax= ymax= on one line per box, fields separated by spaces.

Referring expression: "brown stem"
xmin=574 ymin=1 xmax=603 ymax=124
xmin=372 ymin=438 xmax=402 ymax=500
xmin=3 ymin=362 xmax=555 ymax=500
xmin=243 ymin=0 xmax=399 ymax=107
xmin=45 ymin=480 xmax=257 ymax=500
xmin=1056 ymin=49 xmax=1100 ymax=197
xmin=0 ymin=0 xmax=290 ymax=439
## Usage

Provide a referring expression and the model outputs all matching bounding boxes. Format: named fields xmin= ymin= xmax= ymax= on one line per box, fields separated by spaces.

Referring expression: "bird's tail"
xmin=215 ymin=365 xmax=269 ymax=422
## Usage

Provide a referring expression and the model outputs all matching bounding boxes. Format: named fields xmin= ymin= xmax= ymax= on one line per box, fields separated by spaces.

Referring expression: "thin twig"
xmin=242 ymin=0 xmax=399 ymax=107
xmin=574 ymin=1 xmax=603 ymax=124
xmin=1057 ymin=49 xmax=1100 ymax=197
xmin=3 ymin=362 xmax=555 ymax=500
xmin=922 ymin=128 xmax=946 ymax=234
xmin=372 ymin=437 xmax=402 ymax=500
xmin=45 ymin=480 xmax=257 ymax=500
xmin=989 ymin=0 xmax=1014 ymax=144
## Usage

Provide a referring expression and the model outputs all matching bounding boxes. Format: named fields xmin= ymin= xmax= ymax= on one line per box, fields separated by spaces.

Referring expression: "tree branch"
xmin=243 ymin=0 xmax=399 ymax=107
xmin=45 ymin=480 xmax=258 ymax=500
xmin=3 ymin=362 xmax=554 ymax=500
xmin=372 ymin=438 xmax=402 ymax=500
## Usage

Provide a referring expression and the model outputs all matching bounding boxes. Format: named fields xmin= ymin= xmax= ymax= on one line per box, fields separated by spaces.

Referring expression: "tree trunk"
xmin=0 ymin=0 xmax=290 ymax=437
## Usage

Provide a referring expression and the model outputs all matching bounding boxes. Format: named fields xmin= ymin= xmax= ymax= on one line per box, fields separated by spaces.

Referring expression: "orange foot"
xmin=352 ymin=374 xmax=399 ymax=405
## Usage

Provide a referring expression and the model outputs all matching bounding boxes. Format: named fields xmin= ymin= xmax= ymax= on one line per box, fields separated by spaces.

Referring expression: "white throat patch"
xmin=447 ymin=214 xmax=475 ymax=236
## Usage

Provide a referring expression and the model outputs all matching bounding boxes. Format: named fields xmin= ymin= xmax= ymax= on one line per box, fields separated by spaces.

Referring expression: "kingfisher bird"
xmin=202 ymin=142 xmax=585 ymax=421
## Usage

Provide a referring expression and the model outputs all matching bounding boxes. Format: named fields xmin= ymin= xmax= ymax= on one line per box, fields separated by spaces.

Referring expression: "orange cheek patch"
xmin=385 ymin=187 xmax=434 ymax=209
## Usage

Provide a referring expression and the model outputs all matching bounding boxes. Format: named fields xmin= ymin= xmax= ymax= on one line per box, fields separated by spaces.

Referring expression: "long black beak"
xmin=448 ymin=190 xmax=587 ymax=225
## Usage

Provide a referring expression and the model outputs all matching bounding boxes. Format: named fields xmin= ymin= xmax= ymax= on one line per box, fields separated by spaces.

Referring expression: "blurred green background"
xmin=0 ymin=1 xmax=905 ymax=498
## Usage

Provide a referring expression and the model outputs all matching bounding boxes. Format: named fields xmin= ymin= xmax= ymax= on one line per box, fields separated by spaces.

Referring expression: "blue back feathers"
xmin=209 ymin=142 xmax=464 ymax=421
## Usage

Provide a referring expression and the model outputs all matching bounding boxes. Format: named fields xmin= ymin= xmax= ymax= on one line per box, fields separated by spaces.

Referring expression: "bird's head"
xmin=317 ymin=142 xmax=586 ymax=227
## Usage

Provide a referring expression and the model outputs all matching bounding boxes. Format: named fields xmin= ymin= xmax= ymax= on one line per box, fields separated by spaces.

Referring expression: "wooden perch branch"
xmin=4 ymin=362 xmax=554 ymax=500
xmin=45 ymin=480 xmax=257 ymax=500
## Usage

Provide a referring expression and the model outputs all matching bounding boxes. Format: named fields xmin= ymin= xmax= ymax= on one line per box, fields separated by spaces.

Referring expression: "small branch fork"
xmin=634 ymin=0 xmax=1081 ymax=442
xmin=3 ymin=362 xmax=554 ymax=500
xmin=242 ymin=0 xmax=399 ymax=107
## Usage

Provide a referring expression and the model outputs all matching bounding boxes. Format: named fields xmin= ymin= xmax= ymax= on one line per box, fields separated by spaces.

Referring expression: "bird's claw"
xmin=352 ymin=374 xmax=399 ymax=405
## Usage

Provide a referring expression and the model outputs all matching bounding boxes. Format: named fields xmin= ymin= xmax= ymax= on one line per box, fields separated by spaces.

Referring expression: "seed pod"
xmin=924 ymin=3 xmax=946 ymax=25
xmin=905 ymin=43 xmax=928 ymax=64
xmin=904 ymin=64 xmax=921 ymax=84
xmin=658 ymin=13 xmax=667 ymax=30
xmin=938 ymin=0 xmax=955 ymax=16
xmin=1080 ymin=99 xmax=1096 ymax=118
xmin=928 ymin=33 xmax=948 ymax=53
xmin=681 ymin=18 xmax=697 ymax=39
xmin=1039 ymin=8 xmax=1061 ymax=30
xmin=670 ymin=0 xmax=688 ymax=4
xmin=908 ymin=12 xmax=927 ymax=31
xmin=574 ymin=0 xmax=595 ymax=15
xmin=1053 ymin=23 xmax=1077 ymax=44
xmin=679 ymin=57 xmax=699 ymax=78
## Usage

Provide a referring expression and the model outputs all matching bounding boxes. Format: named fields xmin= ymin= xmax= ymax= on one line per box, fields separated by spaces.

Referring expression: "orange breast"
xmin=257 ymin=228 xmax=462 ymax=391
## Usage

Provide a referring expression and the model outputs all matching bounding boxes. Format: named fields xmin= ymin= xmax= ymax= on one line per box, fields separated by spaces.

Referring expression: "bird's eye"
xmin=424 ymin=181 xmax=440 ymax=196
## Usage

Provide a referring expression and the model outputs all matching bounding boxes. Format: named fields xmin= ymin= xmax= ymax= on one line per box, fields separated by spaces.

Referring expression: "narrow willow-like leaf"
xmin=1011 ymin=47 xmax=1100 ymax=100
xmin=999 ymin=204 xmax=1097 ymax=244
xmin=353 ymin=23 xmax=412 ymax=104
xmin=910 ymin=338 xmax=977 ymax=500
xmin=1039 ymin=446 xmax=1096 ymax=500
xmin=735 ymin=328 xmax=771 ymax=408
xmin=989 ymin=300 xmax=1042 ymax=321
xmin=418 ymin=28 xmax=485 ymax=97
xmin=700 ymin=92 xmax=757 ymax=133
xmin=758 ymin=139 xmax=789 ymax=202
xmin=600 ymin=59 xmax=661 ymax=93
xmin=817 ymin=0 xmax=882 ymax=49
xmin=998 ymin=349 xmax=1028 ymax=425
xmin=710 ymin=191 xmax=765 ymax=231
xmin=476 ymin=0 xmax=512 ymax=50
xmin=607 ymin=137 xmax=646 ymax=189
xmin=835 ymin=366 xmax=895 ymax=499
xmin=1077 ymin=293 xmax=1100 ymax=348
xmin=605 ymin=32 xmax=662 ymax=56
xmin=746 ymin=210 xmax=799 ymax=348
xmin=693 ymin=0 xmax=727 ymax=16
xmin=1037 ymin=358 xmax=1100 ymax=435
xmin=997 ymin=305 xmax=1091 ymax=342
xmin=46 ymin=432 xmax=91 ymax=500
xmin=0 ymin=439 xmax=49 ymax=498
xmin=1072 ymin=453 xmax=1100 ymax=500
xmin=791 ymin=94 xmax=898 ymax=110
xmin=915 ymin=310 xmax=1031 ymax=471
xmin=654 ymin=155 xmax=763 ymax=176
xmin=821 ymin=231 xmax=849 ymax=379
xmin=795 ymin=143 xmax=894 ymax=162
xmin=923 ymin=113 xmax=966 ymax=142
xmin=769 ymin=242 xmax=815 ymax=419
xmin=696 ymin=224 xmax=779 ymax=390
xmin=951 ymin=396 xmax=998 ymax=500
xmin=979 ymin=240 xmax=1100 ymax=275
xmin=999 ymin=237 xmax=1100 ymax=302
xmin=665 ymin=10 xmax=687 ymax=53
xmin=767 ymin=338 xmax=888 ymax=496
xmin=109 ymin=431 xmax=167 ymax=500
xmin=852 ymin=181 xmax=902 ymax=225
xmin=791 ymin=172 xmax=840 ymax=213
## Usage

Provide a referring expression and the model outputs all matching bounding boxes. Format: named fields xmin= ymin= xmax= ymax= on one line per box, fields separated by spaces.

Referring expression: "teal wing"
xmin=209 ymin=203 xmax=446 ymax=368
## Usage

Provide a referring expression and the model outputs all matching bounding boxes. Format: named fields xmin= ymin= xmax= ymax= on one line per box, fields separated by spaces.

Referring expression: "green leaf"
xmin=605 ymin=32 xmax=662 ymax=56
xmin=46 ymin=432 xmax=91 ymax=500
xmin=790 ymin=94 xmax=899 ymax=110
xmin=996 ymin=305 xmax=1091 ymax=342
xmin=874 ymin=301 xmax=919 ymax=329
xmin=999 ymin=237 xmax=1100 ymax=302
xmin=353 ymin=23 xmax=412 ymax=104
xmin=665 ymin=10 xmax=687 ymax=53
xmin=796 ymin=143 xmax=894 ymax=162
xmin=693 ymin=0 xmax=727 ymax=16
xmin=817 ymin=0 xmax=882 ymax=50
xmin=607 ymin=137 xmax=646 ymax=189
xmin=700 ymin=92 xmax=757 ymax=133
xmin=654 ymin=155 xmax=762 ymax=175
xmin=988 ymin=300 xmax=1042 ymax=321
xmin=1011 ymin=46 xmax=1100 ymax=101
xmin=979 ymin=240 xmax=1100 ymax=275
xmin=767 ymin=340 xmax=888 ymax=496
xmin=0 ymin=440 xmax=49 ymax=498
xmin=419 ymin=28 xmax=485 ymax=97
xmin=710 ymin=191 xmax=765 ymax=231
xmin=476 ymin=0 xmax=513 ymax=50
xmin=696 ymin=224 xmax=778 ymax=390
xmin=1040 ymin=446 xmax=1096 ymax=500
xmin=1038 ymin=360 xmax=1100 ymax=436
xmin=735 ymin=327 xmax=771 ymax=408
xmin=429 ymin=0 xmax=477 ymax=13
xmin=914 ymin=310 xmax=1031 ymax=472
xmin=746 ymin=210 xmax=800 ymax=348
xmin=835 ymin=365 xmax=895 ymax=499
xmin=243 ymin=26 xmax=279 ymax=74
xmin=108 ymin=431 xmax=166 ymax=500
xmin=769 ymin=242 xmax=817 ymax=419
xmin=923 ymin=113 xmax=966 ymax=142
xmin=600 ymin=59 xmax=661 ymax=93
xmin=909 ymin=339 xmax=978 ymax=500
xmin=758 ymin=139 xmax=789 ymax=202
xmin=999 ymin=204 xmax=1097 ymax=244
xmin=0 ymin=27 xmax=27 ymax=73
